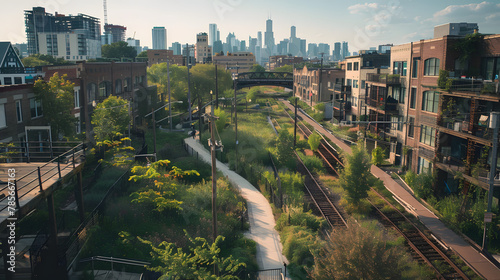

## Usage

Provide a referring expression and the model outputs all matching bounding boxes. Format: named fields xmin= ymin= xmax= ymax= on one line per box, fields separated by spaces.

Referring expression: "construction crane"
xmin=103 ymin=0 xmax=108 ymax=25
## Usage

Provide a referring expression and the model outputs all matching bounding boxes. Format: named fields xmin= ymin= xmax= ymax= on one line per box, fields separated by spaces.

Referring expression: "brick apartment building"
xmin=268 ymin=55 xmax=304 ymax=71
xmin=43 ymin=61 xmax=157 ymax=140
xmin=364 ymin=33 xmax=500 ymax=195
xmin=147 ymin=49 xmax=184 ymax=66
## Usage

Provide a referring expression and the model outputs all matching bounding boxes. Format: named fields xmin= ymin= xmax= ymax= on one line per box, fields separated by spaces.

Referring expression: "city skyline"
xmin=2 ymin=0 xmax=500 ymax=53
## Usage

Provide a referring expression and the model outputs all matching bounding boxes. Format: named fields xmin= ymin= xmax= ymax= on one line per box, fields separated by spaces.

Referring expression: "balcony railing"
xmin=367 ymin=98 xmax=398 ymax=112
xmin=438 ymin=116 xmax=494 ymax=141
xmin=441 ymin=79 xmax=500 ymax=95
xmin=366 ymin=73 xmax=401 ymax=85
xmin=333 ymin=84 xmax=351 ymax=93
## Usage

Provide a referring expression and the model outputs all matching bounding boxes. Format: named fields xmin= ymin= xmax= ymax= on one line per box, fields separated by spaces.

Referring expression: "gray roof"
xmin=0 ymin=42 xmax=11 ymax=65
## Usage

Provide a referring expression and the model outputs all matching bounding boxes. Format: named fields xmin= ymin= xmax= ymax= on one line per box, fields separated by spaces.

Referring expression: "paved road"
xmin=282 ymin=100 xmax=500 ymax=280
xmin=184 ymin=137 xmax=289 ymax=276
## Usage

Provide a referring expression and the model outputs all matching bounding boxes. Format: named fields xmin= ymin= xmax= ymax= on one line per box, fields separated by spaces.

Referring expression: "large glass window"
xmin=408 ymin=117 xmax=415 ymax=138
xmin=422 ymin=91 xmax=439 ymax=113
xmin=420 ymin=125 xmax=436 ymax=147
xmin=410 ymin=88 xmax=417 ymax=109
xmin=412 ymin=58 xmax=419 ymax=78
xmin=391 ymin=116 xmax=403 ymax=131
xmin=424 ymin=58 xmax=440 ymax=76
xmin=0 ymin=104 xmax=6 ymax=128
xmin=353 ymin=62 xmax=359 ymax=71
xmin=391 ymin=87 xmax=406 ymax=103
xmin=393 ymin=61 xmax=407 ymax=76
xmin=30 ymin=98 xmax=43 ymax=118
xmin=115 ymin=79 xmax=122 ymax=94
xmin=87 ymin=83 xmax=97 ymax=103
xmin=418 ymin=157 xmax=432 ymax=174
xmin=347 ymin=63 xmax=352 ymax=71
xmin=481 ymin=57 xmax=500 ymax=81
xmin=74 ymin=90 xmax=80 ymax=108
xmin=16 ymin=100 xmax=22 ymax=122
xmin=346 ymin=79 xmax=352 ymax=86
xmin=353 ymin=80 xmax=358 ymax=88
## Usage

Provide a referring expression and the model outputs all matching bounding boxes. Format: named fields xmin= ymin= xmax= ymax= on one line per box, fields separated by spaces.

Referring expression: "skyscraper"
xmin=209 ymin=23 xmax=217 ymax=47
xmin=103 ymin=24 xmax=126 ymax=44
xmin=333 ymin=42 xmax=341 ymax=61
xmin=264 ymin=19 xmax=275 ymax=56
xmin=291 ymin=26 xmax=296 ymax=39
xmin=257 ymin=31 xmax=262 ymax=49
xmin=152 ymin=27 xmax=167 ymax=50
xmin=342 ymin=41 xmax=349 ymax=59
xmin=170 ymin=42 xmax=181 ymax=55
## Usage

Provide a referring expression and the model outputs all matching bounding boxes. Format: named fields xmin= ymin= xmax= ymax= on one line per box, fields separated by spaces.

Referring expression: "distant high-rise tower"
xmin=152 ymin=27 xmax=167 ymax=49
xmin=291 ymin=26 xmax=296 ymax=39
xmin=342 ymin=41 xmax=349 ymax=59
xmin=333 ymin=42 xmax=341 ymax=61
xmin=209 ymin=23 xmax=218 ymax=54
xmin=264 ymin=19 xmax=275 ymax=56
xmin=103 ymin=24 xmax=126 ymax=44
xmin=257 ymin=31 xmax=262 ymax=49
xmin=170 ymin=42 xmax=181 ymax=55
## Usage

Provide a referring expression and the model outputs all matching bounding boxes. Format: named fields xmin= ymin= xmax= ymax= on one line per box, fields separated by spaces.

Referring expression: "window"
xmin=353 ymin=80 xmax=358 ymax=88
xmin=30 ymin=98 xmax=43 ymax=118
xmin=16 ymin=100 xmax=22 ymax=122
xmin=481 ymin=57 xmax=500 ymax=80
xmin=99 ymin=81 xmax=111 ymax=98
xmin=4 ymin=77 xmax=12 ymax=85
xmin=390 ymin=87 xmax=405 ymax=103
xmin=420 ymin=125 xmax=436 ymax=147
xmin=410 ymin=88 xmax=417 ymax=109
xmin=421 ymin=91 xmax=439 ymax=113
xmin=391 ymin=116 xmax=403 ymax=131
xmin=346 ymin=79 xmax=352 ymax=86
xmin=402 ymin=61 xmax=407 ymax=76
xmin=400 ymin=87 xmax=406 ymax=104
xmin=0 ymin=104 xmax=6 ymax=128
xmin=347 ymin=63 xmax=352 ymax=70
xmin=74 ymin=90 xmax=80 ymax=108
xmin=424 ymin=58 xmax=440 ymax=76
xmin=14 ymin=77 xmax=22 ymax=84
xmin=361 ymin=80 xmax=365 ymax=89
xmin=408 ymin=117 xmax=415 ymax=138
xmin=412 ymin=58 xmax=419 ymax=78
xmin=418 ymin=157 xmax=432 ymax=174
xmin=353 ymin=62 xmax=359 ymax=71
xmin=115 ymin=79 xmax=122 ymax=94
xmin=87 ymin=83 xmax=97 ymax=102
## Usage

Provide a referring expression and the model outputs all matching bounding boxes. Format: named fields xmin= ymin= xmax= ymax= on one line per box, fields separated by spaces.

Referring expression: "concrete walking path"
xmin=184 ymin=137 xmax=289 ymax=276
xmin=282 ymin=100 xmax=500 ymax=280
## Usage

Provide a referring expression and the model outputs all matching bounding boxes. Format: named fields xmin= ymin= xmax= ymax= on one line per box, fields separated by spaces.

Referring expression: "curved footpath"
xmin=282 ymin=100 xmax=500 ymax=280
xmin=183 ymin=137 xmax=289 ymax=277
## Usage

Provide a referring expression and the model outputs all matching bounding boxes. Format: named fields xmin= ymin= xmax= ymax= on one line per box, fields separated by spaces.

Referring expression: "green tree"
xmin=249 ymin=64 xmax=265 ymax=72
xmin=22 ymin=54 xmax=70 ymax=67
xmin=33 ymin=73 xmax=76 ymax=138
xmin=310 ymin=221 xmax=429 ymax=280
xmin=102 ymin=41 xmax=137 ymax=59
xmin=137 ymin=50 xmax=148 ymax=57
xmin=129 ymin=160 xmax=198 ymax=212
xmin=308 ymin=132 xmax=321 ymax=151
xmin=140 ymin=234 xmax=245 ymax=279
xmin=91 ymin=95 xmax=130 ymax=142
xmin=276 ymin=128 xmax=296 ymax=169
xmin=339 ymin=142 xmax=372 ymax=204
xmin=371 ymin=146 xmax=385 ymax=166
xmin=214 ymin=108 xmax=230 ymax=132
xmin=246 ymin=88 xmax=260 ymax=103
xmin=274 ymin=65 xmax=293 ymax=72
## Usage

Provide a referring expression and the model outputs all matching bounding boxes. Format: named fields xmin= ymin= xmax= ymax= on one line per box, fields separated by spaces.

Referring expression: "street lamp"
xmin=144 ymin=101 xmax=184 ymax=161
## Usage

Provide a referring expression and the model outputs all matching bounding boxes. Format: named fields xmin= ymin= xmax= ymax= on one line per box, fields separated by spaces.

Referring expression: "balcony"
xmin=333 ymin=84 xmax=351 ymax=93
xmin=367 ymin=98 xmax=398 ymax=113
xmin=438 ymin=116 xmax=494 ymax=143
xmin=332 ymin=100 xmax=351 ymax=112
xmin=440 ymin=78 xmax=500 ymax=95
xmin=366 ymin=73 xmax=401 ymax=85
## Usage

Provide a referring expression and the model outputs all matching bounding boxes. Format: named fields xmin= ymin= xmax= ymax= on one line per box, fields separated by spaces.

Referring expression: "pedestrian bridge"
xmin=234 ymin=72 xmax=293 ymax=90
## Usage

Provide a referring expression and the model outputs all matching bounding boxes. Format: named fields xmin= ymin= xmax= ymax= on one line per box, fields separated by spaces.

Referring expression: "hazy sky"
xmin=2 ymin=0 xmax=500 ymax=52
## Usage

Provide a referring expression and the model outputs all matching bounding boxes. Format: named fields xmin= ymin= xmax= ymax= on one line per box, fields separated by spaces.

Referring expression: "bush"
xmin=275 ymin=208 xmax=325 ymax=232
xmin=308 ymin=132 xmax=321 ymax=151
xmin=371 ymin=146 xmax=385 ymax=166
xmin=298 ymin=152 xmax=324 ymax=174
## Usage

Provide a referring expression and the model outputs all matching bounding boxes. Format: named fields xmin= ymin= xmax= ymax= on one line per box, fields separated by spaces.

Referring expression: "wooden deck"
xmin=0 ymin=145 xmax=84 ymax=232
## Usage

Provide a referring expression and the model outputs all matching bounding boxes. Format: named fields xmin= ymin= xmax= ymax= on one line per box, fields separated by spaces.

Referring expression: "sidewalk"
xmin=282 ymin=100 xmax=500 ymax=280
xmin=183 ymin=137 xmax=289 ymax=275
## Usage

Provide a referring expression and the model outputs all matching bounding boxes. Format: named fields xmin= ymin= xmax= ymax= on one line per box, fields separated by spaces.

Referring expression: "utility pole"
xmin=198 ymin=96 xmax=202 ymax=142
xmin=209 ymin=93 xmax=218 ymax=242
xmin=482 ymin=112 xmax=500 ymax=252
xmin=152 ymin=108 xmax=157 ymax=162
xmin=187 ymin=43 xmax=192 ymax=122
xmin=319 ymin=52 xmax=324 ymax=102
xmin=294 ymin=98 xmax=298 ymax=147
xmin=215 ymin=64 xmax=219 ymax=109
xmin=168 ymin=59 xmax=172 ymax=131
xmin=234 ymin=78 xmax=238 ymax=171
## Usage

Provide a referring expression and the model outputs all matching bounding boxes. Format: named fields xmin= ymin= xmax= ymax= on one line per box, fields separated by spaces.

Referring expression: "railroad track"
xmin=296 ymin=152 xmax=347 ymax=229
xmin=369 ymin=190 xmax=470 ymax=280
xmin=282 ymin=101 xmax=471 ymax=279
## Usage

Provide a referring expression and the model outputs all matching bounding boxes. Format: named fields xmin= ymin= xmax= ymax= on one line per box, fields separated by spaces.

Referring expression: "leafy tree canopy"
xmin=91 ymin=95 xmax=130 ymax=142
xmin=102 ymin=41 xmax=137 ymax=59
xmin=33 ymin=73 xmax=76 ymax=139
xmin=339 ymin=142 xmax=372 ymax=204
xmin=22 ymin=54 xmax=71 ymax=67
xmin=140 ymin=233 xmax=245 ymax=280
xmin=274 ymin=65 xmax=293 ymax=73
xmin=137 ymin=50 xmax=148 ymax=57
xmin=249 ymin=64 xmax=265 ymax=72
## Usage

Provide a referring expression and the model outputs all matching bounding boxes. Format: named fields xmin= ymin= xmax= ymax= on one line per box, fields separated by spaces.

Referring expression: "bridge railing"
xmin=0 ymin=142 xmax=85 ymax=213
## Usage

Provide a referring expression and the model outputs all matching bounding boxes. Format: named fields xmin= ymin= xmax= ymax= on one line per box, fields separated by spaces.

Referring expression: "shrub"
xmin=371 ymin=146 xmax=385 ymax=166
xmin=308 ymin=132 xmax=321 ymax=151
